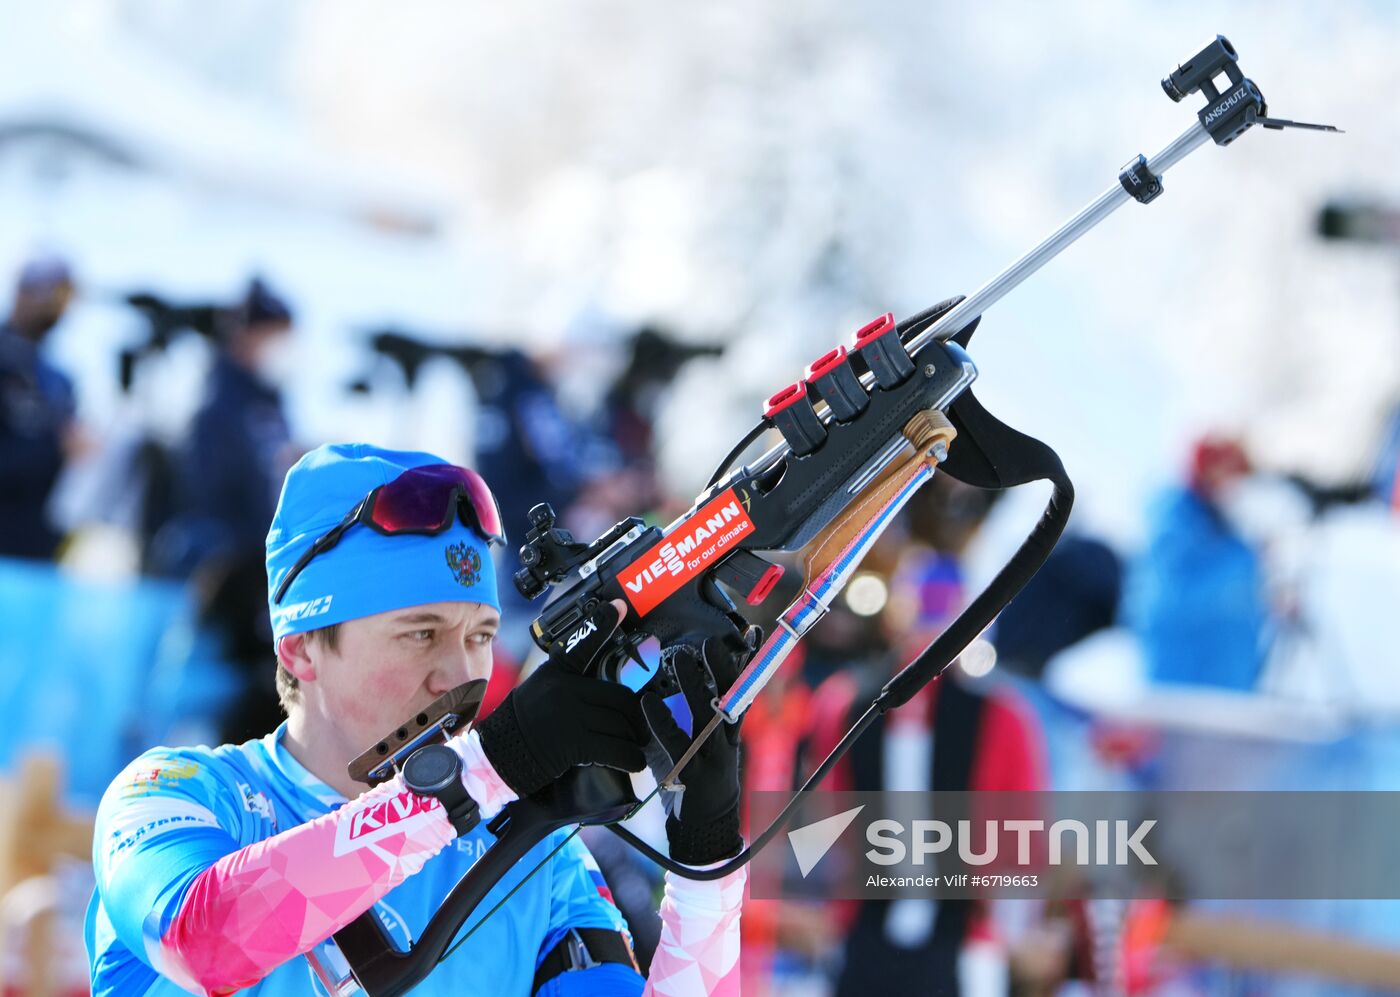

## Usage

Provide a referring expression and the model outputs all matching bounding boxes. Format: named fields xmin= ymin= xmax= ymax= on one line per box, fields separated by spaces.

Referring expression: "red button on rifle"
xmin=764 ymin=380 xmax=808 ymax=417
xmin=763 ymin=380 xmax=826 ymax=456
xmin=804 ymin=344 xmax=868 ymax=422
xmin=852 ymin=312 xmax=897 ymax=346
xmin=851 ymin=311 xmax=914 ymax=389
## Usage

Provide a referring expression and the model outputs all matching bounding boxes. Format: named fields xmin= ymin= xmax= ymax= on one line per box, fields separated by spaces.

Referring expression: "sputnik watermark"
xmin=753 ymin=790 xmax=1400 ymax=901
xmin=865 ymin=818 xmax=1156 ymax=866
xmin=786 ymin=806 xmax=1155 ymax=882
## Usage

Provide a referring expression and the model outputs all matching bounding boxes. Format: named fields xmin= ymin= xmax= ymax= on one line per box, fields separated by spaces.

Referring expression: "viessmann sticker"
xmin=619 ymin=488 xmax=755 ymax=616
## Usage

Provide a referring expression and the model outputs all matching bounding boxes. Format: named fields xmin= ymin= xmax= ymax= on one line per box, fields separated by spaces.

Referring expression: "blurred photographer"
xmin=149 ymin=277 xmax=299 ymax=578
xmin=0 ymin=254 xmax=81 ymax=560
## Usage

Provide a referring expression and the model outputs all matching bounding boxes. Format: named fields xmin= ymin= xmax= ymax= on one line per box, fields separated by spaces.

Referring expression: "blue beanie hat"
xmin=266 ymin=443 xmax=500 ymax=641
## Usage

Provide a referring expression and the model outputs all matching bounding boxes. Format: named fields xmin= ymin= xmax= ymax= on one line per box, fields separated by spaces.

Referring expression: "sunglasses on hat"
xmin=273 ymin=464 xmax=505 ymax=605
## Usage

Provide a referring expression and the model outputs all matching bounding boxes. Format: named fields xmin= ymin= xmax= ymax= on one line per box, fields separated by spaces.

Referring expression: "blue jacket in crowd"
xmin=152 ymin=355 xmax=290 ymax=576
xmin=0 ymin=324 xmax=75 ymax=559
xmin=1127 ymin=485 xmax=1267 ymax=690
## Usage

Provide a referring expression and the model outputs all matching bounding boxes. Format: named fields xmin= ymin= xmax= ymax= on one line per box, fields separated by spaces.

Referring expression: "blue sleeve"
xmin=539 ymin=963 xmax=645 ymax=997
xmin=92 ymin=747 xmax=245 ymax=968
xmin=534 ymin=833 xmax=644 ymax=997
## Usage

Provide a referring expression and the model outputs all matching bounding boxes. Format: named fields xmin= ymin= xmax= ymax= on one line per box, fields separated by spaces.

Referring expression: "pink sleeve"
xmin=644 ymin=865 xmax=746 ymax=996
xmin=158 ymin=774 xmax=455 ymax=996
xmin=456 ymin=728 xmax=519 ymax=818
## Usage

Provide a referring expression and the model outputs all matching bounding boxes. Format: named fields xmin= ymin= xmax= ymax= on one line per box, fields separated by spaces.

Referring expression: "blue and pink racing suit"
xmin=86 ymin=725 xmax=744 ymax=996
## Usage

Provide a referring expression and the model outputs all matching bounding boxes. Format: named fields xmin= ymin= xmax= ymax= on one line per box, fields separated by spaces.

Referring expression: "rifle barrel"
xmin=909 ymin=121 xmax=1212 ymax=352
xmin=727 ymin=121 xmax=1213 ymax=488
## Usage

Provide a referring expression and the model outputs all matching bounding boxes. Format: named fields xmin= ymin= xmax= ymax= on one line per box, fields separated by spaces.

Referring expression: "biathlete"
xmin=86 ymin=443 xmax=746 ymax=995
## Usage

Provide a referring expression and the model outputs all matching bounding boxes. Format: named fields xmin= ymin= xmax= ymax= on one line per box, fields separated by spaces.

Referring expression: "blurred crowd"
xmin=6 ymin=248 xmax=1400 ymax=997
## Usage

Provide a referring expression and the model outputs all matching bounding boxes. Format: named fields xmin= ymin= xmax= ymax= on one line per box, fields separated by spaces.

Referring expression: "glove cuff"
xmin=666 ymin=810 xmax=743 ymax=866
xmin=477 ymin=702 xmax=553 ymax=799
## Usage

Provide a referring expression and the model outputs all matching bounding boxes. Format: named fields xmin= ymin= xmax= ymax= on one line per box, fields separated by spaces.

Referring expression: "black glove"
xmin=641 ymin=633 xmax=750 ymax=865
xmin=478 ymin=601 xmax=649 ymax=798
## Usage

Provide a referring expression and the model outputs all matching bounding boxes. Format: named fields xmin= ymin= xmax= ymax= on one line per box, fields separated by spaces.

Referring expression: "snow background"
xmin=1 ymin=0 xmax=1396 ymax=552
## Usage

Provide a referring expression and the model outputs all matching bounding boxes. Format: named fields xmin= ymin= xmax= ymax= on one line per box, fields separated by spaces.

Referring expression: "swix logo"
xmin=565 ymin=619 xmax=598 ymax=653
xmin=1203 ymin=85 xmax=1248 ymax=125
xmin=334 ymin=790 xmax=442 ymax=855
xmin=274 ymin=594 xmax=333 ymax=627
xmin=619 ymin=489 xmax=755 ymax=616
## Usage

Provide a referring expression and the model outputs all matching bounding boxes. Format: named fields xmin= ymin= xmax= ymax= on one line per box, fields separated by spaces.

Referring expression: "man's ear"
xmin=278 ymin=633 xmax=318 ymax=685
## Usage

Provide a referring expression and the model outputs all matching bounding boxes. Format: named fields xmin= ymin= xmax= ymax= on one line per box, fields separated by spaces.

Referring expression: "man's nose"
xmin=426 ymin=647 xmax=477 ymax=695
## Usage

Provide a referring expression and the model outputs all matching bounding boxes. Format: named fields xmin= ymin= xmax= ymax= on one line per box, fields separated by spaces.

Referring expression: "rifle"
xmin=320 ymin=36 xmax=1339 ymax=995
